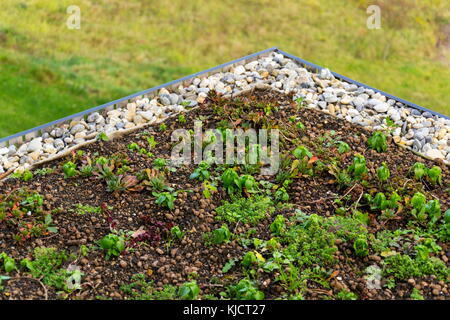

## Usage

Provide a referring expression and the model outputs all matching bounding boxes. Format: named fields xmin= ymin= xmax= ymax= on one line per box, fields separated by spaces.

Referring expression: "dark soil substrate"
xmin=0 ymin=88 xmax=448 ymax=300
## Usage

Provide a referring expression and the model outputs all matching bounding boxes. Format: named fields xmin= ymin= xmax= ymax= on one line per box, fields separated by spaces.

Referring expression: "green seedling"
xmin=62 ymin=161 xmax=78 ymax=178
xmin=0 ymin=253 xmax=16 ymax=273
xmin=377 ymin=162 xmax=390 ymax=182
xmin=367 ymin=131 xmax=388 ymax=152
xmin=178 ymin=280 xmax=200 ymax=300
xmin=353 ymin=235 xmax=369 ymax=257
xmin=99 ymin=234 xmax=126 ymax=259
xmin=189 ymin=161 xmax=211 ymax=181
xmin=153 ymin=191 xmax=177 ymax=210
xmin=337 ymin=141 xmax=350 ymax=154
xmin=170 ymin=226 xmax=185 ymax=240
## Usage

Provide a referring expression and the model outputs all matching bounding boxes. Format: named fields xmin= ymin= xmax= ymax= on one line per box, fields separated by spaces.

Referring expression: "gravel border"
xmin=0 ymin=52 xmax=449 ymax=176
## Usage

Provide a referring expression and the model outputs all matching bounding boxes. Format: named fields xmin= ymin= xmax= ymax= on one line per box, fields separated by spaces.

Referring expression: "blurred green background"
xmin=0 ymin=0 xmax=449 ymax=138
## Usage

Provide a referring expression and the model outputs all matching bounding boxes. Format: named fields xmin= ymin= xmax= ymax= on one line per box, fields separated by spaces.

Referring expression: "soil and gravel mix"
xmin=0 ymin=88 xmax=448 ymax=300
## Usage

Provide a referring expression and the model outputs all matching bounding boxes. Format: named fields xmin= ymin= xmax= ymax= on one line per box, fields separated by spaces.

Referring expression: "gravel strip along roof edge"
xmin=0 ymin=47 xmax=449 ymax=177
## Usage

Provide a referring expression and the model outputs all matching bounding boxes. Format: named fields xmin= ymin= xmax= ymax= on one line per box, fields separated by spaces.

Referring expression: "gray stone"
xmin=20 ymin=156 xmax=30 ymax=165
xmin=318 ymin=101 xmax=327 ymax=109
xmin=319 ymin=68 xmax=333 ymax=80
xmin=169 ymin=93 xmax=180 ymax=105
xmin=347 ymin=108 xmax=360 ymax=117
xmin=50 ymin=128 xmax=64 ymax=138
xmin=87 ymin=112 xmax=100 ymax=123
xmin=222 ymin=74 xmax=235 ymax=84
xmin=346 ymin=84 xmax=358 ymax=92
xmin=54 ymin=139 xmax=65 ymax=150
xmin=139 ymin=111 xmax=154 ymax=121
xmin=422 ymin=111 xmax=433 ymax=118
xmin=64 ymin=137 xmax=73 ymax=144
xmin=7 ymin=145 xmax=16 ymax=156
xmin=27 ymin=138 xmax=42 ymax=153
xmin=373 ymin=103 xmax=389 ymax=113
xmin=401 ymin=122 xmax=408 ymax=135
xmin=234 ymin=65 xmax=246 ymax=75
xmin=421 ymin=121 xmax=432 ymax=128
xmin=197 ymin=88 xmax=210 ymax=94
xmin=352 ymin=96 xmax=366 ymax=111
xmin=70 ymin=124 xmax=85 ymax=135
xmin=422 ymin=143 xmax=432 ymax=153
xmin=159 ymin=94 xmax=171 ymax=106
xmin=414 ymin=128 xmax=429 ymax=140
xmin=17 ymin=144 xmax=28 ymax=156
xmin=413 ymin=139 xmax=423 ymax=151
xmin=323 ymin=92 xmax=338 ymax=103
xmin=0 ymin=147 xmax=8 ymax=156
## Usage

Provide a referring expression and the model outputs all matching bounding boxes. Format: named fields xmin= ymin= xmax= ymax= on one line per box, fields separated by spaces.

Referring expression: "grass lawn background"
xmin=0 ymin=0 xmax=449 ymax=138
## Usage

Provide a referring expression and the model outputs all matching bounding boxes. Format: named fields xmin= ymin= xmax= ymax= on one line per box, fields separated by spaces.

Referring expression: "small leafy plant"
xmin=221 ymin=168 xmax=240 ymax=194
xmin=367 ymin=131 xmax=388 ymax=152
xmin=99 ymin=234 xmax=126 ymax=259
xmin=353 ymin=235 xmax=369 ymax=257
xmin=178 ymin=280 xmax=200 ymax=300
xmin=170 ymin=226 xmax=185 ymax=240
xmin=410 ymin=163 xmax=442 ymax=185
xmin=0 ymin=253 xmax=16 ymax=273
xmin=409 ymin=192 xmax=441 ymax=225
xmin=204 ymin=224 xmax=232 ymax=245
xmin=377 ymin=162 xmax=390 ymax=182
xmin=62 ymin=161 xmax=78 ymax=178
xmin=153 ymin=158 xmax=167 ymax=170
xmin=97 ymin=132 xmax=110 ymax=142
xmin=202 ymin=181 xmax=218 ymax=199
xmin=337 ymin=141 xmax=350 ymax=154
xmin=270 ymin=215 xmax=286 ymax=236
xmin=348 ymin=154 xmax=368 ymax=180
xmin=189 ymin=161 xmax=211 ymax=181
xmin=227 ymin=279 xmax=264 ymax=300
xmin=153 ymin=191 xmax=177 ymax=210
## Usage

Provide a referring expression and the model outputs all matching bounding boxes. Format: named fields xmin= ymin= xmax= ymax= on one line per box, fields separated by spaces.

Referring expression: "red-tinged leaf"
xmin=308 ymin=156 xmax=319 ymax=165
xmin=328 ymin=270 xmax=340 ymax=280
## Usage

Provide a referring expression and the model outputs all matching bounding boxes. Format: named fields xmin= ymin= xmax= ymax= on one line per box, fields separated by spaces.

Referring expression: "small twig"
xmin=40 ymin=233 xmax=60 ymax=240
xmin=233 ymin=221 xmax=241 ymax=234
xmin=0 ymin=169 xmax=14 ymax=181
xmin=204 ymin=283 xmax=224 ymax=288
xmin=402 ymin=179 xmax=412 ymax=189
xmin=338 ymin=183 xmax=358 ymax=201
xmin=298 ymin=197 xmax=335 ymax=204
xmin=351 ymin=190 xmax=364 ymax=210
xmin=306 ymin=288 xmax=333 ymax=296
